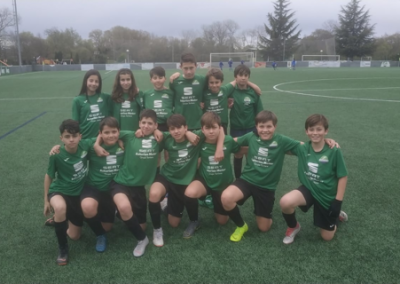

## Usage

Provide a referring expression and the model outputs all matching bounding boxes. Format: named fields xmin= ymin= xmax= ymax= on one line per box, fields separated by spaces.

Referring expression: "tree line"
xmin=0 ymin=0 xmax=398 ymax=65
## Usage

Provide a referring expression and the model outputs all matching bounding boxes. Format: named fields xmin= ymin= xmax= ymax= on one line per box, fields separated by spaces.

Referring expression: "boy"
xmin=272 ymin=61 xmax=277 ymax=70
xmin=219 ymin=61 xmax=224 ymax=70
xmin=148 ymin=114 xmax=225 ymax=246
xmin=43 ymin=119 xmax=91 ymax=265
xmin=94 ymin=109 xmax=161 ymax=257
xmin=291 ymin=59 xmax=296 ymax=70
xmin=184 ymin=112 xmax=243 ymax=236
xmin=279 ymin=114 xmax=348 ymax=244
xmin=221 ymin=110 xmax=300 ymax=242
xmin=228 ymin=59 xmax=233 ymax=71
xmin=169 ymin=53 xmax=207 ymax=131
xmin=229 ymin=64 xmax=264 ymax=178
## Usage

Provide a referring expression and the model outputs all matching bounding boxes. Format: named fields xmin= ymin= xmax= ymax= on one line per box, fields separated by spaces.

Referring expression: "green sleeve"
xmin=137 ymin=91 xmax=144 ymax=110
xmin=255 ymin=95 xmax=264 ymax=114
xmin=224 ymin=84 xmax=235 ymax=96
xmin=335 ymin=148 xmax=348 ymax=178
xmin=119 ymin=130 xmax=134 ymax=142
xmin=228 ymin=136 xmax=241 ymax=153
xmin=236 ymin=132 xmax=252 ymax=146
xmin=72 ymin=97 xmax=80 ymax=121
xmin=46 ymin=155 xmax=56 ymax=179
xmin=162 ymin=131 xmax=171 ymax=140
xmin=199 ymin=75 xmax=207 ymax=91
xmin=289 ymin=142 xmax=302 ymax=156
xmin=193 ymin=129 xmax=205 ymax=142
xmin=281 ymin=135 xmax=300 ymax=152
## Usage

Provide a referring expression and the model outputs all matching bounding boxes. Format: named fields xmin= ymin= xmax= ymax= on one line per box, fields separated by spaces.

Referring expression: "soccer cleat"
xmin=230 ymin=223 xmax=248 ymax=242
xmin=133 ymin=236 xmax=149 ymax=257
xmin=339 ymin=210 xmax=348 ymax=222
xmin=283 ymin=222 xmax=301 ymax=245
xmin=45 ymin=216 xmax=55 ymax=227
xmin=95 ymin=235 xmax=107 ymax=253
xmin=56 ymin=245 xmax=69 ymax=266
xmin=153 ymin=228 xmax=164 ymax=247
xmin=183 ymin=220 xmax=201 ymax=239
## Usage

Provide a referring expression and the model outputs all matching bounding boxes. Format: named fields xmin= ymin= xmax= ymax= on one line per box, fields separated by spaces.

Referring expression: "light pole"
xmin=126 ymin=49 xmax=130 ymax=63
xmin=320 ymin=50 xmax=323 ymax=61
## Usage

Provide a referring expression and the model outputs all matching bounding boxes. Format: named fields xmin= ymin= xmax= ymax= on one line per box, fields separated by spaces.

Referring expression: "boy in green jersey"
xmin=94 ymin=109 xmax=162 ymax=257
xmin=148 ymin=114 xmax=225 ymax=247
xmin=43 ymin=119 xmax=91 ymax=265
xmin=280 ymin=114 xmax=348 ymax=244
xmin=184 ymin=112 xmax=244 ymax=237
xmin=230 ymin=65 xmax=264 ymax=178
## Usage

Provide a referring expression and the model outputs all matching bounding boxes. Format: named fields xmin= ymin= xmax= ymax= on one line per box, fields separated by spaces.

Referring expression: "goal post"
xmin=210 ymin=52 xmax=255 ymax=68
xmin=301 ymin=55 xmax=340 ymax=61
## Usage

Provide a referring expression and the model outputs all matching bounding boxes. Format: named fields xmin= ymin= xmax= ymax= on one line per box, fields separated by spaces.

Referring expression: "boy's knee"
xmin=52 ymin=203 xmax=67 ymax=215
xmin=117 ymin=203 xmax=132 ymax=218
xmin=67 ymin=229 xmax=81 ymax=240
xmin=81 ymin=200 xmax=98 ymax=218
xmin=321 ymin=229 xmax=336 ymax=241
xmin=149 ymin=189 xmax=163 ymax=203
xmin=279 ymin=196 xmax=293 ymax=210
xmin=258 ymin=223 xmax=272 ymax=232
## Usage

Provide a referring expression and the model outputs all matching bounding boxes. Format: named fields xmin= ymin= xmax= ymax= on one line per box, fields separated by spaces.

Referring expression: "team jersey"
xmin=229 ymin=86 xmax=263 ymax=130
xmin=236 ymin=132 xmax=300 ymax=190
xmin=110 ymin=92 xmax=142 ymax=131
xmin=199 ymin=136 xmax=240 ymax=192
xmin=113 ymin=131 xmax=161 ymax=186
xmin=203 ymin=84 xmax=234 ymax=124
xmin=72 ymin=93 xmax=111 ymax=139
xmin=141 ymin=89 xmax=174 ymax=124
xmin=291 ymin=142 xmax=348 ymax=209
xmin=47 ymin=139 xmax=93 ymax=196
xmin=160 ymin=130 xmax=205 ymax=185
xmin=169 ymin=74 xmax=206 ymax=129
xmin=86 ymin=143 xmax=125 ymax=192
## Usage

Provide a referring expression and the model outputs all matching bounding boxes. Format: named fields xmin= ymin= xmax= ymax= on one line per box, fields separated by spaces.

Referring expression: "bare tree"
xmin=0 ymin=8 xmax=14 ymax=35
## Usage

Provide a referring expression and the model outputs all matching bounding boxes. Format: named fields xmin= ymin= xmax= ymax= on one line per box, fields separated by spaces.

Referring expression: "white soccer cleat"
xmin=133 ymin=236 xmax=149 ymax=257
xmin=153 ymin=228 xmax=164 ymax=247
xmin=283 ymin=223 xmax=301 ymax=245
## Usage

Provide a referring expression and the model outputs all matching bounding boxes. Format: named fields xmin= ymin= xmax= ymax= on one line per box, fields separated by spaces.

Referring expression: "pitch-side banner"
xmin=197 ymin=62 xmax=211 ymax=69
xmin=360 ymin=61 xmax=371 ymax=68
xmin=308 ymin=61 xmax=340 ymax=68
xmin=106 ymin=63 xmax=130 ymax=70
xmin=81 ymin=64 xmax=94 ymax=71
xmin=255 ymin=62 xmax=266 ymax=68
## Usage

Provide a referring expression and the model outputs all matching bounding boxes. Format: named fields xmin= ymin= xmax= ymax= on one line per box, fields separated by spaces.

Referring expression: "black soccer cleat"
xmin=56 ymin=245 xmax=69 ymax=266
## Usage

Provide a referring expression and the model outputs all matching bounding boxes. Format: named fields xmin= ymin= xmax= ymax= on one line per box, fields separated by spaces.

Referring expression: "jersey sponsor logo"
xmin=217 ymin=91 xmax=223 ymax=97
xmin=308 ymin=162 xmax=319 ymax=174
xmin=81 ymin=151 xmax=88 ymax=158
xmin=106 ymin=155 xmax=117 ymax=165
xmin=178 ymin=81 xmax=183 ymax=84
xmin=178 ymin=149 xmax=188 ymax=158
xmin=97 ymin=97 xmax=103 ymax=103
xmin=319 ymin=156 xmax=329 ymax=163
xmin=208 ymin=156 xmax=219 ymax=165
xmin=258 ymin=147 xmax=268 ymax=156
xmin=154 ymin=100 xmax=162 ymax=108
xmin=121 ymin=101 xmax=131 ymax=108
xmin=162 ymin=94 xmax=169 ymax=99
xmin=116 ymin=148 xmax=124 ymax=156
xmin=269 ymin=141 xmax=278 ymax=148
xmin=210 ymin=99 xmax=218 ymax=106
xmin=142 ymin=139 xmax=152 ymax=148
xmin=192 ymin=80 xmax=200 ymax=85
xmin=207 ymin=93 xmax=212 ymax=96
xmin=150 ymin=93 xmax=155 ymax=96
xmin=183 ymin=87 xmax=193 ymax=96
xmin=243 ymin=96 xmax=251 ymax=106
xmin=73 ymin=161 xmax=84 ymax=172
xmin=90 ymin=105 xmax=100 ymax=113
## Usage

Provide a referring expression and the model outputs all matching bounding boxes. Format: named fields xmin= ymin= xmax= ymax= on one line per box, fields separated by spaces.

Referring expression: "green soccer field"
xmin=1 ymin=67 xmax=399 ymax=283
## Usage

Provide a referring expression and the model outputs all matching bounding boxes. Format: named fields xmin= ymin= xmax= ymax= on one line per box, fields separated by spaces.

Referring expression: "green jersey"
xmin=87 ymin=143 xmax=125 ymax=191
xmin=291 ymin=142 xmax=348 ymax=209
xmin=199 ymin=136 xmax=240 ymax=192
xmin=203 ymin=84 xmax=234 ymax=124
xmin=237 ymin=132 xmax=300 ymax=190
xmin=169 ymin=74 xmax=206 ymax=129
xmin=141 ymin=89 xmax=174 ymax=124
xmin=72 ymin=93 xmax=111 ymax=139
xmin=47 ymin=139 xmax=92 ymax=196
xmin=229 ymin=86 xmax=263 ymax=130
xmin=114 ymin=131 xmax=161 ymax=186
xmin=160 ymin=130 xmax=205 ymax=185
xmin=110 ymin=93 xmax=142 ymax=131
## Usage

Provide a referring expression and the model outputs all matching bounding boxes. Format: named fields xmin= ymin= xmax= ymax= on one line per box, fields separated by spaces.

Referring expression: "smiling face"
xmin=100 ymin=125 xmax=120 ymax=146
xmin=140 ymin=117 xmax=157 ymax=136
xmin=208 ymin=76 xmax=222 ymax=94
xmin=306 ymin=123 xmax=328 ymax=144
xmin=256 ymin=120 xmax=276 ymax=141
xmin=86 ymin=75 xmax=100 ymax=95
xmin=119 ymin=73 xmax=132 ymax=93
xmin=169 ymin=125 xmax=187 ymax=143
xmin=150 ymin=75 xmax=166 ymax=90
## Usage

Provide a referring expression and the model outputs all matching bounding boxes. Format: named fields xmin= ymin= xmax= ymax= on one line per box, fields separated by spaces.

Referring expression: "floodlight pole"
xmin=12 ymin=0 xmax=22 ymax=68
xmin=282 ymin=39 xmax=286 ymax=61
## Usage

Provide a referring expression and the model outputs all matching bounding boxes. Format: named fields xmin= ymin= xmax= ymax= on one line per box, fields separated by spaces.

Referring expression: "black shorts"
xmin=80 ymin=184 xmax=115 ymax=223
xmin=195 ymin=176 xmax=228 ymax=216
xmin=48 ymin=192 xmax=84 ymax=227
xmin=297 ymin=185 xmax=338 ymax=231
xmin=232 ymin=178 xmax=275 ymax=219
xmin=109 ymin=180 xmax=147 ymax=224
xmin=154 ymin=174 xmax=187 ymax=218
xmin=158 ymin=123 xmax=169 ymax=132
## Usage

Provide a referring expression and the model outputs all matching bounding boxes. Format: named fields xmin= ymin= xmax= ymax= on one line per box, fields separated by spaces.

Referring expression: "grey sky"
xmin=7 ymin=0 xmax=400 ymax=38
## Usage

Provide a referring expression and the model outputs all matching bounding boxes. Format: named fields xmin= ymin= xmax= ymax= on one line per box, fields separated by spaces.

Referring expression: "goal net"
xmin=210 ymin=52 xmax=255 ymax=69
xmin=301 ymin=55 xmax=340 ymax=61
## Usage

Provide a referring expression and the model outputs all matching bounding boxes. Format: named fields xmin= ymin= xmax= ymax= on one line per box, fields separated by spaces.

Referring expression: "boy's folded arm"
xmin=94 ymin=134 xmax=109 ymax=156
xmin=247 ymin=81 xmax=262 ymax=95
xmin=185 ymin=131 xmax=200 ymax=146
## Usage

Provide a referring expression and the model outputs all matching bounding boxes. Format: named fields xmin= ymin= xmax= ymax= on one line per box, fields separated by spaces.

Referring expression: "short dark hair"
xmin=206 ymin=68 xmax=224 ymax=82
xmin=99 ymin=116 xmax=120 ymax=132
xmin=139 ymin=109 xmax=157 ymax=123
xmin=305 ymin=114 xmax=329 ymax=130
xmin=79 ymin=69 xmax=102 ymax=96
xmin=255 ymin=110 xmax=278 ymax=126
xmin=201 ymin=111 xmax=221 ymax=128
xmin=234 ymin=64 xmax=251 ymax=77
xmin=59 ymin=119 xmax=80 ymax=135
xmin=167 ymin=114 xmax=186 ymax=128
xmin=180 ymin=53 xmax=196 ymax=65
xmin=150 ymin=66 xmax=165 ymax=78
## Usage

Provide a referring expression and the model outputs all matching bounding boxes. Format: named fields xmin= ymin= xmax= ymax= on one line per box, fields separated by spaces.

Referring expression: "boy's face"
xmin=100 ymin=125 xmax=120 ymax=146
xmin=235 ymin=73 xmax=249 ymax=88
xmin=150 ymin=75 xmax=166 ymax=90
xmin=60 ymin=130 xmax=82 ymax=150
xmin=208 ymin=76 xmax=222 ymax=93
xmin=306 ymin=123 xmax=328 ymax=143
xmin=180 ymin=62 xmax=196 ymax=79
xmin=201 ymin=123 xmax=220 ymax=142
xmin=119 ymin=73 xmax=132 ymax=93
xmin=169 ymin=125 xmax=187 ymax=142
xmin=87 ymin=75 xmax=100 ymax=94
xmin=256 ymin=120 xmax=276 ymax=140
xmin=140 ymin=117 xmax=157 ymax=136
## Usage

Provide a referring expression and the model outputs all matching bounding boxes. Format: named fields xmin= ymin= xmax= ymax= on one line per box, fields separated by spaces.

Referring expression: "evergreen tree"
xmin=258 ymin=0 xmax=301 ymax=61
xmin=335 ymin=0 xmax=375 ymax=60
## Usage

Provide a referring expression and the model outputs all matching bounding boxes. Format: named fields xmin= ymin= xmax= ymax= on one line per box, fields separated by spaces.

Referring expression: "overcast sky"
xmin=6 ymin=0 xmax=400 ymax=38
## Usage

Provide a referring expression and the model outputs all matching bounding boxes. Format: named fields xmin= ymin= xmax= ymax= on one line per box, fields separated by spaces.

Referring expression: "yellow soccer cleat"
xmin=230 ymin=223 xmax=248 ymax=242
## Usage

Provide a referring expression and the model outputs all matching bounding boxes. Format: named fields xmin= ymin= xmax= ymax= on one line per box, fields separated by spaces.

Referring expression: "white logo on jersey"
xmin=183 ymin=87 xmax=193 ymax=96
xmin=106 ymin=155 xmax=117 ymax=165
xmin=121 ymin=101 xmax=131 ymax=108
xmin=97 ymin=97 xmax=103 ymax=103
xmin=90 ymin=105 xmax=100 ymax=113
xmin=258 ymin=147 xmax=268 ymax=157
xmin=208 ymin=156 xmax=219 ymax=165
xmin=80 ymin=151 xmax=87 ymax=158
xmin=202 ymin=147 xmax=207 ymax=150
xmin=319 ymin=156 xmax=329 ymax=163
xmin=210 ymin=99 xmax=218 ymax=106
xmin=178 ymin=81 xmax=183 ymax=84
xmin=192 ymin=80 xmax=200 ymax=85
xmin=154 ymin=100 xmax=162 ymax=108
xmin=243 ymin=97 xmax=251 ymax=106
xmin=269 ymin=141 xmax=278 ymax=148
xmin=142 ymin=139 xmax=152 ymax=148
xmin=64 ymin=158 xmax=69 ymax=162
xmin=178 ymin=149 xmax=188 ymax=158
xmin=308 ymin=162 xmax=319 ymax=174
xmin=150 ymin=93 xmax=155 ymax=96
xmin=218 ymin=91 xmax=223 ymax=97
xmin=73 ymin=161 xmax=84 ymax=172
xmin=162 ymin=94 xmax=169 ymax=99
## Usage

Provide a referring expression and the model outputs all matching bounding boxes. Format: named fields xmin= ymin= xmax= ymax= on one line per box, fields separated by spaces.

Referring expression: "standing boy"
xmin=219 ymin=61 xmax=224 ymax=70
xmin=228 ymin=59 xmax=233 ymax=71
